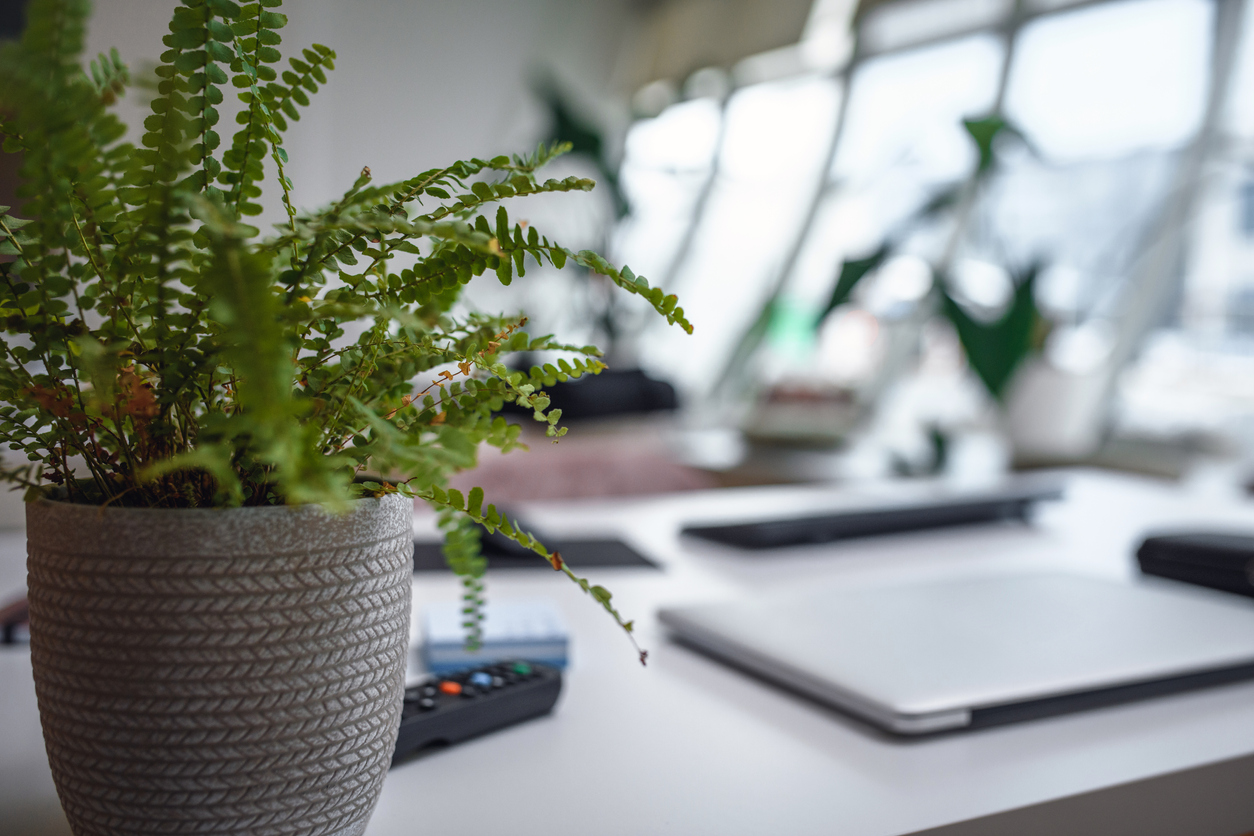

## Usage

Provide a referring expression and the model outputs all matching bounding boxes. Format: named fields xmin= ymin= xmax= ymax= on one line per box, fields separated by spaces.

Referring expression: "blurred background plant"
xmin=611 ymin=0 xmax=1254 ymax=490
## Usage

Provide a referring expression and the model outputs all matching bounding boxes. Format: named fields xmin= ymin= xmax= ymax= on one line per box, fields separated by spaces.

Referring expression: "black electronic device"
xmin=0 ymin=595 xmax=28 ymax=645
xmin=499 ymin=366 xmax=676 ymax=421
xmin=1137 ymin=532 xmax=1254 ymax=598
xmin=682 ymin=479 xmax=1064 ymax=550
xmin=392 ymin=660 xmax=561 ymax=764
xmin=412 ymin=529 xmax=658 ymax=572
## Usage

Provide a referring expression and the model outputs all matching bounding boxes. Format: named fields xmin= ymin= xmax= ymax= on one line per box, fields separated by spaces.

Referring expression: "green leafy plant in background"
xmin=0 ymin=0 xmax=691 ymax=660
xmin=939 ymin=261 xmax=1040 ymax=400
xmin=717 ymin=115 xmax=1045 ymax=410
xmin=830 ymin=116 xmax=1045 ymax=401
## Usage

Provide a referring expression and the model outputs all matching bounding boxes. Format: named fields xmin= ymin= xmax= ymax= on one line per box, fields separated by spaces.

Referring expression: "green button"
xmin=512 ymin=662 xmax=532 ymax=675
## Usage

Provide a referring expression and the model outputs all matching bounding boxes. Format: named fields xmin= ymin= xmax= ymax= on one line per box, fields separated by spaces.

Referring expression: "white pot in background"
xmin=1005 ymin=356 xmax=1111 ymax=462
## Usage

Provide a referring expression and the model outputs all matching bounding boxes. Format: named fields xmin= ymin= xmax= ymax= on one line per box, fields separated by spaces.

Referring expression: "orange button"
xmin=438 ymin=680 xmax=461 ymax=695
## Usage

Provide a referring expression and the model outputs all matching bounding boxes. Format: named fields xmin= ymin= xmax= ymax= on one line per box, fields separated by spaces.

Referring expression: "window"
xmin=618 ymin=0 xmax=1254 ymax=443
xmin=1004 ymin=0 xmax=1212 ymax=162
xmin=634 ymin=75 xmax=842 ymax=396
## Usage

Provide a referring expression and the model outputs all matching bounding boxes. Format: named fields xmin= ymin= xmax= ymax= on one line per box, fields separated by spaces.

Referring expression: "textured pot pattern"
xmin=25 ymin=494 xmax=414 ymax=836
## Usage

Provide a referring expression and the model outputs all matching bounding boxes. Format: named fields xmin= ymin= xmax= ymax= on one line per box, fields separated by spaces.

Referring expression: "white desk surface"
xmin=3 ymin=470 xmax=1254 ymax=835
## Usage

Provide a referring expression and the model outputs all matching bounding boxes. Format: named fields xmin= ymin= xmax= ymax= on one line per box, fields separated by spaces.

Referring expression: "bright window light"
xmin=877 ymin=255 xmax=934 ymax=304
xmin=833 ymin=34 xmax=1005 ymax=183
xmin=1224 ymin=0 xmax=1254 ymax=136
xmin=786 ymin=192 xmax=886 ymax=308
xmin=718 ymin=76 xmax=842 ymax=183
xmin=782 ymin=35 xmax=1002 ymax=320
xmin=950 ymin=257 xmax=1013 ymax=311
xmin=639 ymin=76 xmax=842 ymax=397
xmin=861 ymin=0 xmax=1013 ymax=54
xmin=622 ymin=98 xmax=723 ymax=172
xmin=613 ymin=167 xmax=707 ymax=283
xmin=1004 ymin=0 xmax=1212 ymax=162
xmin=616 ymin=99 xmax=724 ymax=280
xmin=978 ymin=149 xmax=1177 ymax=313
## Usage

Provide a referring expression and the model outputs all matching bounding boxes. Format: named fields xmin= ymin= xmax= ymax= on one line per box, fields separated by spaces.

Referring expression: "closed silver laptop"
xmin=658 ymin=574 xmax=1254 ymax=734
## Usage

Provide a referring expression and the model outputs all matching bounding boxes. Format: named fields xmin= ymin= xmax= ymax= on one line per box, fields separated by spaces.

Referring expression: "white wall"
xmin=82 ymin=0 xmax=640 ymax=224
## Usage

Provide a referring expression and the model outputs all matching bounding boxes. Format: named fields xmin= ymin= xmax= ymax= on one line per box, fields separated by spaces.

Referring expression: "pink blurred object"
xmin=448 ymin=429 xmax=714 ymax=503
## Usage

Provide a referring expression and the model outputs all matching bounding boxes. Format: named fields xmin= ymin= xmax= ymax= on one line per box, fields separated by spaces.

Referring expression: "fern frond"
xmin=0 ymin=0 xmax=691 ymax=657
xmin=418 ymin=483 xmax=647 ymax=664
xmin=221 ymin=0 xmax=287 ymax=219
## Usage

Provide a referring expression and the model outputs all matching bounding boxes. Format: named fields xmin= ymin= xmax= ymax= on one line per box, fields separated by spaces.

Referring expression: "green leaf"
xmin=940 ymin=263 xmax=1040 ymax=400
xmin=466 ymin=486 xmax=484 ymax=517
xmin=206 ymin=20 xmax=235 ymax=42
xmin=821 ymin=245 xmax=889 ymax=319
xmin=206 ymin=40 xmax=234 ymax=63
xmin=963 ymin=115 xmax=1008 ymax=174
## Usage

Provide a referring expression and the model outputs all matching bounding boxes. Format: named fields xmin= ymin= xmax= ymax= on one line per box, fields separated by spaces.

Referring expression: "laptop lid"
xmin=680 ymin=475 xmax=1064 ymax=549
xmin=658 ymin=574 xmax=1254 ymax=734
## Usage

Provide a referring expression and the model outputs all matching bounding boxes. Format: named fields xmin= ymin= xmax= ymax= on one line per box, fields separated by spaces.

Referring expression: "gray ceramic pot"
xmin=25 ymin=494 xmax=415 ymax=836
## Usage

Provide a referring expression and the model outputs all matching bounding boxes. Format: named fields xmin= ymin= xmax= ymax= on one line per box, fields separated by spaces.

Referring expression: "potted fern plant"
xmin=0 ymin=0 xmax=691 ymax=833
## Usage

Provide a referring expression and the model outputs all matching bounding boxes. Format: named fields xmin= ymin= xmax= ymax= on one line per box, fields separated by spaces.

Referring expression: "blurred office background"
xmin=7 ymin=0 xmax=1254 ymax=513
